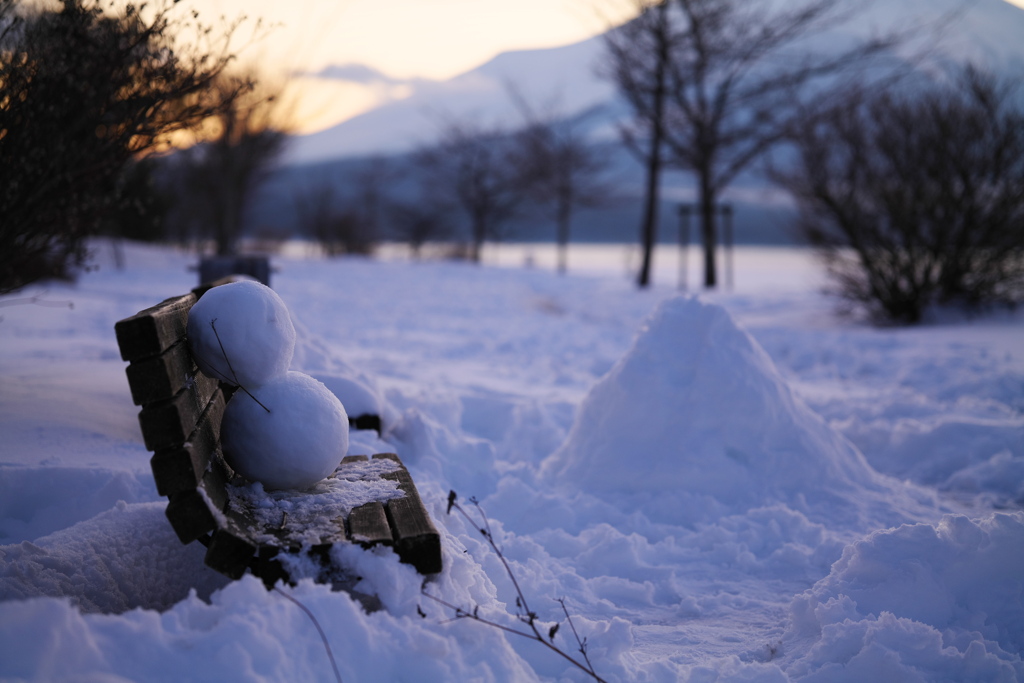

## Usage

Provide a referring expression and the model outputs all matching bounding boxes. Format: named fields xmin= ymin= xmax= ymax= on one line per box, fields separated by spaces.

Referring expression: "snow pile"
xmin=227 ymin=457 xmax=404 ymax=546
xmin=758 ymin=324 xmax=1024 ymax=510
xmin=0 ymin=573 xmax=539 ymax=682
xmin=943 ymin=450 xmax=1024 ymax=506
xmin=0 ymin=502 xmax=227 ymax=613
xmin=0 ymin=467 xmax=156 ymax=544
xmin=314 ymin=372 xmax=385 ymax=421
xmin=543 ymin=295 xmax=933 ymax=527
xmin=786 ymin=512 xmax=1024 ymax=681
xmin=289 ymin=314 xmax=399 ymax=429
xmin=0 ymin=501 xmax=575 ymax=682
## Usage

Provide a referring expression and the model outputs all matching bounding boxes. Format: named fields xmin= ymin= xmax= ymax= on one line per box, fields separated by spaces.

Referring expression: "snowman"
xmin=187 ymin=280 xmax=349 ymax=490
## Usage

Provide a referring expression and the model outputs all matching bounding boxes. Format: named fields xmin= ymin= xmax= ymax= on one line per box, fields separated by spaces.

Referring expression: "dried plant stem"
xmin=208 ymin=317 xmax=270 ymax=413
xmin=0 ymin=293 xmax=74 ymax=309
xmin=274 ymin=587 xmax=343 ymax=683
xmin=422 ymin=493 xmax=607 ymax=683
xmin=558 ymin=597 xmax=600 ymax=676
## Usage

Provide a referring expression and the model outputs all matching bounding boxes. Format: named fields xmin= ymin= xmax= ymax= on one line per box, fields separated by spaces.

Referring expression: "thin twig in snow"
xmin=0 ymin=294 xmax=74 ymax=309
xmin=274 ymin=587 xmax=343 ymax=683
xmin=423 ymin=492 xmax=608 ymax=683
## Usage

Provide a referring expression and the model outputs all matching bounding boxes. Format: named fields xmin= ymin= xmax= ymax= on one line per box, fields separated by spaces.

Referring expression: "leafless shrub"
xmin=293 ymin=175 xmax=379 ymax=257
xmin=774 ymin=65 xmax=1024 ymax=324
xmin=389 ymin=201 xmax=452 ymax=260
xmin=0 ymin=0 xmax=253 ymax=293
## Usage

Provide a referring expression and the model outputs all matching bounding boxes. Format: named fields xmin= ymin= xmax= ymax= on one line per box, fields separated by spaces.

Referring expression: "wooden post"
xmin=722 ymin=204 xmax=734 ymax=291
xmin=678 ymin=204 xmax=691 ymax=291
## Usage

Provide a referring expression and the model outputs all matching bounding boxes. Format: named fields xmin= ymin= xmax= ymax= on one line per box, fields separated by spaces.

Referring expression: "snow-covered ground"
xmin=1 ymin=240 xmax=1022 ymax=682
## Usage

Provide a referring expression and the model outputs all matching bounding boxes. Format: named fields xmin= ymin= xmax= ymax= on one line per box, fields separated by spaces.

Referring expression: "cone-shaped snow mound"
xmin=542 ymin=296 xmax=937 ymax=527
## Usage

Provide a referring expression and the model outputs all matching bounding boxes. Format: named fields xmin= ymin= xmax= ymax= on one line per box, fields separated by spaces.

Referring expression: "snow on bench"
xmin=114 ymin=278 xmax=442 ymax=586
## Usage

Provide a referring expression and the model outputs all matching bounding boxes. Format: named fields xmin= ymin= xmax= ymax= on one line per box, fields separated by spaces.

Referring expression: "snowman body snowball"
xmin=221 ymin=372 xmax=350 ymax=490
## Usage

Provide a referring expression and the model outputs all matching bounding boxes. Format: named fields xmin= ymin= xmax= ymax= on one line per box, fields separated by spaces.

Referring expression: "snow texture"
xmin=227 ymin=457 xmax=403 ymax=546
xmin=786 ymin=512 xmax=1024 ymax=681
xmin=0 ymin=240 xmax=1021 ymax=682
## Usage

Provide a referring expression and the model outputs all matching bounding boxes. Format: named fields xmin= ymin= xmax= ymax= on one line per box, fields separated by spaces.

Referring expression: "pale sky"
xmin=195 ymin=0 xmax=1024 ymax=135
xmin=199 ymin=0 xmax=637 ymax=134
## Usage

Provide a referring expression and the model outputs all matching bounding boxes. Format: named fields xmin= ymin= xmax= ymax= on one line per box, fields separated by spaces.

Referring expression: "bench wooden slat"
xmin=348 ymin=502 xmax=393 ymax=546
xmin=114 ymin=293 xmax=197 ymax=362
xmin=205 ymin=527 xmax=259 ymax=580
xmin=150 ymin=390 xmax=225 ymax=497
xmin=317 ymin=519 xmax=351 ymax=546
xmin=164 ymin=455 xmax=231 ymax=544
xmin=125 ymin=341 xmax=197 ymax=406
xmin=375 ymin=453 xmax=443 ymax=575
xmin=252 ymin=548 xmax=292 ymax=588
xmin=385 ymin=496 xmax=443 ymax=575
xmin=138 ymin=371 xmax=219 ymax=452
xmin=350 ymin=414 xmax=382 ymax=433
xmin=165 ymin=489 xmax=217 ymax=545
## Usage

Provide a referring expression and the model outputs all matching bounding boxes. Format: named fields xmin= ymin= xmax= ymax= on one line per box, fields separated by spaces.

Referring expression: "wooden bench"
xmin=114 ymin=279 xmax=442 ymax=587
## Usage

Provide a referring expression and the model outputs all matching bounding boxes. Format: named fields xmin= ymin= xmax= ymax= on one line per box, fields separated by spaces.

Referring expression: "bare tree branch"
xmin=773 ymin=64 xmax=1024 ymax=323
xmin=507 ymin=86 xmax=615 ymax=274
xmin=602 ymin=0 xmax=908 ymax=288
xmin=0 ymin=0 xmax=255 ymax=292
xmin=416 ymin=119 xmax=524 ymax=263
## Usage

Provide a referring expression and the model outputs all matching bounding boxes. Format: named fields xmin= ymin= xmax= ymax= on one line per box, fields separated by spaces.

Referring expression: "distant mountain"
xmin=282 ymin=0 xmax=1024 ymax=166
xmin=248 ymin=0 xmax=1024 ymax=246
xmin=282 ymin=37 xmax=614 ymax=164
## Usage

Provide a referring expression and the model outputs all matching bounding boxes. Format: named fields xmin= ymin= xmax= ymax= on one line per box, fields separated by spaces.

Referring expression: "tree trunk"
xmin=471 ymin=213 xmax=485 ymax=263
xmin=638 ymin=134 xmax=663 ymax=288
xmin=700 ymin=173 xmax=717 ymax=288
xmin=556 ymin=198 xmax=572 ymax=274
xmin=637 ymin=1 xmax=669 ymax=289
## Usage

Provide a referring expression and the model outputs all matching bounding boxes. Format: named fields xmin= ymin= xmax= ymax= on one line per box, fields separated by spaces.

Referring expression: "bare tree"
xmin=601 ymin=1 xmax=671 ymax=288
xmin=293 ymin=178 xmax=378 ymax=257
xmin=0 ymin=0 xmax=249 ymax=293
xmin=296 ymin=155 xmax=395 ymax=257
xmin=604 ymin=0 xmax=897 ymax=288
xmin=774 ymin=65 xmax=1024 ymax=324
xmin=390 ymin=200 xmax=451 ymax=260
xmin=175 ymin=71 xmax=289 ymax=256
xmin=416 ymin=120 xmax=524 ymax=263
xmin=512 ymin=100 xmax=614 ymax=274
